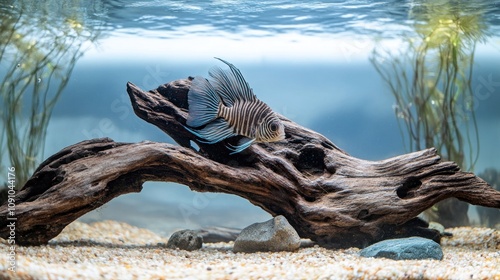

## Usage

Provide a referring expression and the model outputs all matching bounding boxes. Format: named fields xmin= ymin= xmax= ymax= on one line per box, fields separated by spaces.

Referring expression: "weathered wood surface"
xmin=1 ymin=78 xmax=499 ymax=247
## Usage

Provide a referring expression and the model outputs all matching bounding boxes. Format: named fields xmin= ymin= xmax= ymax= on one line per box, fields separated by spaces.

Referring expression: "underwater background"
xmin=1 ymin=0 xmax=499 ymax=236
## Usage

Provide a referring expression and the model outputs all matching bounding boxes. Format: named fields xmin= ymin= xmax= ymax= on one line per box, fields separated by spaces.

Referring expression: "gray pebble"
xmin=166 ymin=230 xmax=203 ymax=251
xmin=233 ymin=215 xmax=301 ymax=253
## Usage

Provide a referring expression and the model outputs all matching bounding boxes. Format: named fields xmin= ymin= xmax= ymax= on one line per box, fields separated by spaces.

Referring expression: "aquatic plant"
xmin=0 ymin=1 xmax=102 ymax=201
xmin=370 ymin=1 xmax=489 ymax=227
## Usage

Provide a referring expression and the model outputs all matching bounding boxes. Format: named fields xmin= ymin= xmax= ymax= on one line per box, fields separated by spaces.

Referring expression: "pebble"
xmin=233 ymin=215 xmax=301 ymax=253
xmin=429 ymin=221 xmax=446 ymax=235
xmin=359 ymin=237 xmax=443 ymax=260
xmin=166 ymin=230 xmax=203 ymax=251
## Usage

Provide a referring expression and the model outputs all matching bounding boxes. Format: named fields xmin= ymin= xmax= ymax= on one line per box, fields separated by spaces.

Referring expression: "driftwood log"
xmin=1 ymin=78 xmax=499 ymax=248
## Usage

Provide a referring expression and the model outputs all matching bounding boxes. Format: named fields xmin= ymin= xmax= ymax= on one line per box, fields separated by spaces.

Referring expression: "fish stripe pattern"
xmin=184 ymin=58 xmax=285 ymax=154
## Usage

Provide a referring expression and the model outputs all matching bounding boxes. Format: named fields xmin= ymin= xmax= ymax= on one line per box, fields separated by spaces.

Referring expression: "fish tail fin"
xmin=186 ymin=76 xmax=221 ymax=127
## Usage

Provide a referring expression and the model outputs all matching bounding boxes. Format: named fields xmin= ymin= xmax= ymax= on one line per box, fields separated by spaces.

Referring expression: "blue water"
xmin=1 ymin=0 xmax=499 ymax=234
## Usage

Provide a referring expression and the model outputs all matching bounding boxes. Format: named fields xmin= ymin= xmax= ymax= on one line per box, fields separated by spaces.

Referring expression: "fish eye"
xmin=270 ymin=121 xmax=278 ymax=132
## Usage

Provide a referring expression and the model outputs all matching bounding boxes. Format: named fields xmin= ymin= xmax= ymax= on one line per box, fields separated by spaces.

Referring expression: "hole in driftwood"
xmin=357 ymin=209 xmax=369 ymax=220
xmin=396 ymin=177 xmax=422 ymax=199
xmin=303 ymin=195 xmax=317 ymax=202
xmin=294 ymin=145 xmax=326 ymax=175
xmin=357 ymin=209 xmax=383 ymax=222
xmin=53 ymin=174 xmax=64 ymax=185
xmin=47 ymin=149 xmax=72 ymax=169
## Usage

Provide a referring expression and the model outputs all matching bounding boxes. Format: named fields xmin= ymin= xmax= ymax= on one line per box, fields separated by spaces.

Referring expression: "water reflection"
xmin=101 ymin=0 xmax=411 ymax=38
xmin=0 ymin=0 xmax=103 ymax=196
xmin=97 ymin=0 xmax=500 ymax=39
xmin=370 ymin=0 xmax=490 ymax=227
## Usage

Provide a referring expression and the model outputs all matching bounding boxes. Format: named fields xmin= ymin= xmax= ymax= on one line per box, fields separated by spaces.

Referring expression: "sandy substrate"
xmin=1 ymin=220 xmax=499 ymax=280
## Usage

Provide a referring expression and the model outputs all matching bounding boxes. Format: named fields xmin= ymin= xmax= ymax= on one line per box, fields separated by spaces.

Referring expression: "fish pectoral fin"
xmin=227 ymin=137 xmax=256 ymax=154
xmin=184 ymin=118 xmax=236 ymax=144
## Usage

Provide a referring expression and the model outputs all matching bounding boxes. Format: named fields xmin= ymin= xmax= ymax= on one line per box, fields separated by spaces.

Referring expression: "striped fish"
xmin=185 ymin=58 xmax=285 ymax=154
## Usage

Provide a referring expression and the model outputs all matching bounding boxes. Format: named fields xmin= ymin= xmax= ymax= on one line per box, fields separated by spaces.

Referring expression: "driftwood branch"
xmin=1 ymin=78 xmax=499 ymax=247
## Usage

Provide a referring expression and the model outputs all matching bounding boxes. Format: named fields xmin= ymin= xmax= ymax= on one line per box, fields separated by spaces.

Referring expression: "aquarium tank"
xmin=1 ymin=0 xmax=499 ymax=235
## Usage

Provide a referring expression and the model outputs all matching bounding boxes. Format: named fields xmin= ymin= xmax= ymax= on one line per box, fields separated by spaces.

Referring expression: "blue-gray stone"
xmin=233 ymin=215 xmax=301 ymax=253
xmin=359 ymin=237 xmax=443 ymax=260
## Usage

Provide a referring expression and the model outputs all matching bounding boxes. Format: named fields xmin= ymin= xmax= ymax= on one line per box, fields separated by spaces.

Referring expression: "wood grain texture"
xmin=1 ymin=78 xmax=498 ymax=247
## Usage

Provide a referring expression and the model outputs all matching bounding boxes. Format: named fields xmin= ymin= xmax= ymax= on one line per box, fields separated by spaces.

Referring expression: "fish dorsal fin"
xmin=209 ymin=57 xmax=256 ymax=106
